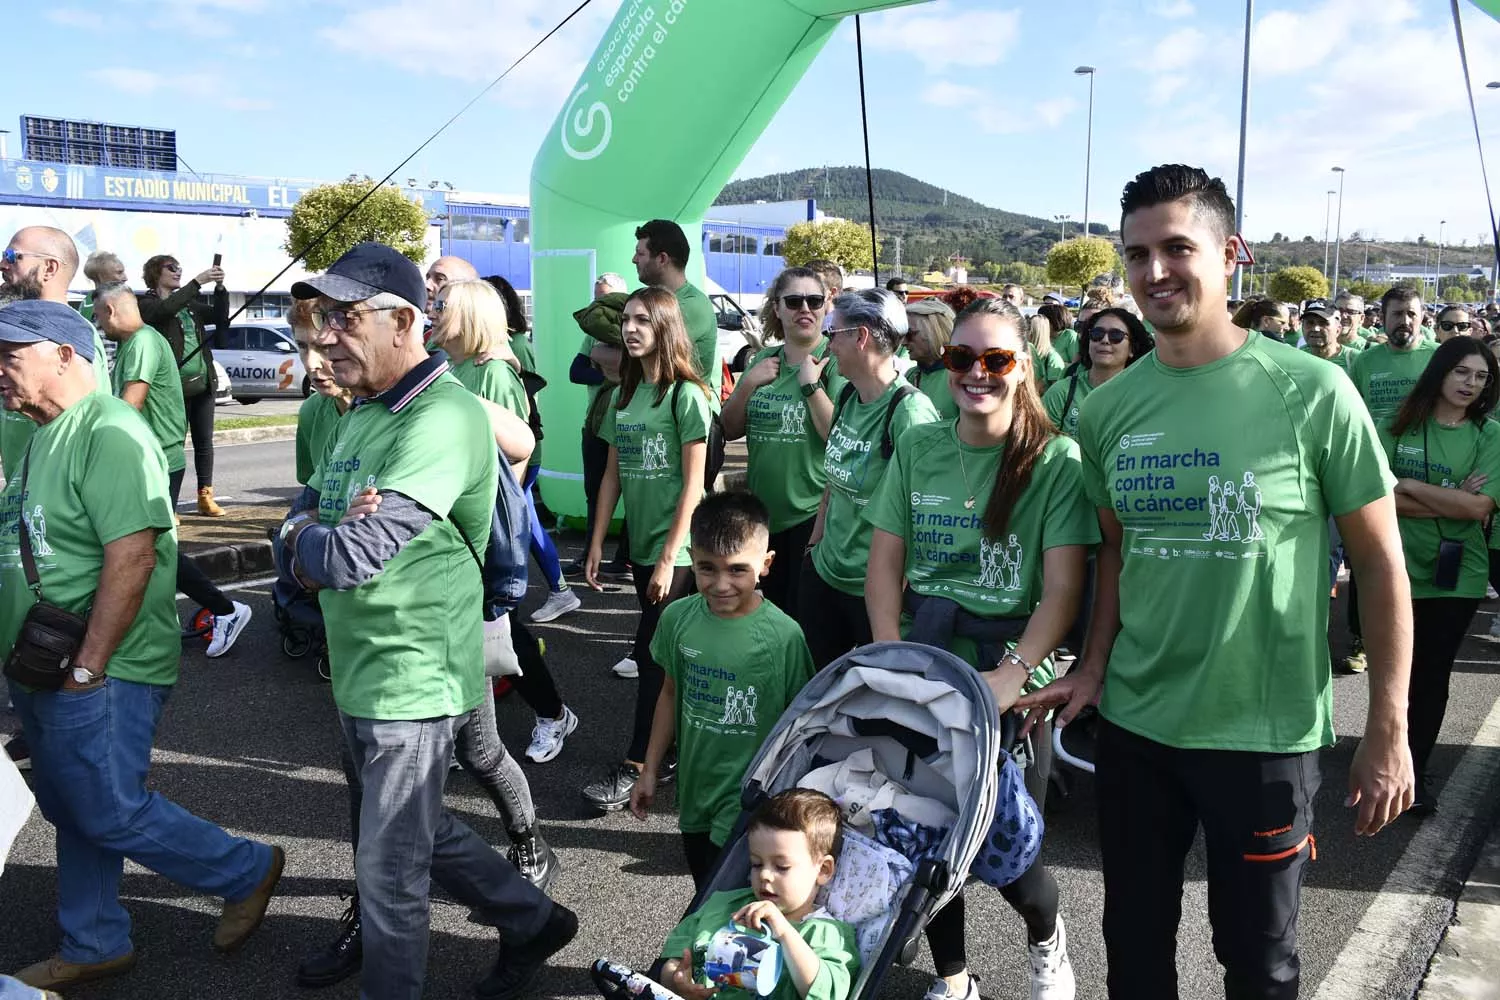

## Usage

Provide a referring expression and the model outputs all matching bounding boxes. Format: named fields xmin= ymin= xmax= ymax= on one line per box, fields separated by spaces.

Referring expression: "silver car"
xmin=218 ymin=322 xmax=308 ymax=403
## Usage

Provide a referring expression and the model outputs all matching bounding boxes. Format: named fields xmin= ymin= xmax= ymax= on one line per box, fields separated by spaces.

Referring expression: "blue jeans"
xmin=522 ymin=464 xmax=564 ymax=592
xmin=0 ymin=975 xmax=48 ymax=999
xmin=8 ymin=678 xmax=273 ymax=965
xmin=340 ymin=711 xmax=552 ymax=1000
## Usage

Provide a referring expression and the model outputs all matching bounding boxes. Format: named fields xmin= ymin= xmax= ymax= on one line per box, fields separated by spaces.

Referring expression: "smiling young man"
xmin=1017 ymin=165 xmax=1414 ymax=999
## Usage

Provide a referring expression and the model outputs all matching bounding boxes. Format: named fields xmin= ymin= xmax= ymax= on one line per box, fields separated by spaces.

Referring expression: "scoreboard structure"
xmin=20 ymin=115 xmax=177 ymax=172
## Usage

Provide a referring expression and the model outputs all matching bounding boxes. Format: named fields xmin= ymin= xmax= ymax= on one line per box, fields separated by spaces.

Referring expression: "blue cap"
xmin=0 ymin=300 xmax=97 ymax=361
xmin=290 ymin=242 xmax=428 ymax=312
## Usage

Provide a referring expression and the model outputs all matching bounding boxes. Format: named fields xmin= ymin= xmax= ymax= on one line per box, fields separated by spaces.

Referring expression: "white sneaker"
xmin=1489 ymin=585 xmax=1498 ymax=600
xmin=1028 ymin=915 xmax=1076 ymax=1000
xmin=922 ymin=974 xmax=978 ymax=1000
xmin=612 ymin=657 xmax=638 ymax=679
xmin=526 ymin=706 xmax=579 ymax=763
xmin=1489 ymin=615 xmax=1500 ymax=638
xmin=530 ymin=588 xmax=581 ymax=623
xmin=205 ymin=601 xmax=253 ymax=658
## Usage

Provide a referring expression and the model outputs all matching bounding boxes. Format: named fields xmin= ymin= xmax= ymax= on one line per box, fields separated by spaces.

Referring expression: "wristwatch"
xmin=70 ymin=664 xmax=103 ymax=685
xmin=800 ymin=382 xmax=822 ymax=398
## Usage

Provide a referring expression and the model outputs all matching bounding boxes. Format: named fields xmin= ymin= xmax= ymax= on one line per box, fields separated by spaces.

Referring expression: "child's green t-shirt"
xmin=652 ymin=594 xmax=814 ymax=844
xmin=662 ymin=889 xmax=860 ymax=1000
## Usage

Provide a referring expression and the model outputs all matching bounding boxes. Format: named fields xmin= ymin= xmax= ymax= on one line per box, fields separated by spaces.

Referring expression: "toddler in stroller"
xmin=595 ymin=641 xmax=1040 ymax=1000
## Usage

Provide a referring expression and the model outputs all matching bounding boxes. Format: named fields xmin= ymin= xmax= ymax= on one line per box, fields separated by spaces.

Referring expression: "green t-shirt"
xmin=601 ymin=381 xmax=715 ymax=567
xmin=1033 ymin=350 xmax=1069 ymax=390
xmin=903 ymin=363 xmax=958 ymax=420
xmin=866 ymin=425 xmax=1098 ymax=684
xmin=652 ymin=594 xmax=814 ymax=843
xmin=1042 ymin=372 xmax=1093 ymax=437
xmin=179 ymin=309 xmax=208 ymax=380
xmin=110 ymin=325 xmax=187 ymax=474
xmin=1301 ymin=344 xmax=1359 ymax=378
xmin=677 ymin=282 xmax=722 ymax=393
xmin=510 ymin=334 xmax=536 ymax=374
xmin=296 ymin=392 xmax=345 ymax=487
xmin=1077 ymin=332 xmax=1394 ymax=753
xmin=0 ymin=328 xmax=112 ymax=480
xmin=1380 ymin=418 xmax=1500 ymax=599
xmin=0 ymin=394 xmax=179 ymax=686
xmin=1350 ymin=340 xmax=1438 ymax=425
xmin=744 ymin=343 xmax=848 ymax=532
xmin=450 ymin=355 xmax=530 ymax=422
xmin=662 ymin=889 xmax=859 ymax=1000
xmin=313 ymin=375 xmax=497 ymax=721
xmin=1051 ymin=328 xmax=1080 ymax=365
xmin=812 ymin=381 xmax=941 ymax=595
xmin=578 ymin=335 xmax=617 ymax=438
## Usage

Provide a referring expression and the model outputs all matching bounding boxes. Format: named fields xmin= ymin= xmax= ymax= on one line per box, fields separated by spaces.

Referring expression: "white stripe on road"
xmin=175 ymin=575 xmax=279 ymax=603
xmin=1311 ymin=694 xmax=1500 ymax=1000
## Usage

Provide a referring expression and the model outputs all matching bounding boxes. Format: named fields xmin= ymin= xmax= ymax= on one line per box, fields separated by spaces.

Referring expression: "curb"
xmin=182 ymin=538 xmax=275 ymax=585
xmin=1418 ymin=811 xmax=1500 ymax=999
xmin=209 ymin=425 xmax=297 ymax=447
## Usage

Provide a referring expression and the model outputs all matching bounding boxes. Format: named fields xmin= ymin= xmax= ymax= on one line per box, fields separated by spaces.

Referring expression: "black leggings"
xmin=509 ymin=611 xmax=565 ymax=720
xmin=762 ymin=517 xmax=815 ymax=616
xmin=682 ymin=831 xmax=723 ymax=894
xmin=924 ymin=716 xmax=1059 ymax=977
xmin=1409 ymin=596 xmax=1481 ymax=797
xmin=178 ymin=553 xmax=234 ymax=616
xmin=186 ymin=389 xmax=215 ymax=490
xmin=582 ymin=429 xmax=629 ymax=564
xmin=796 ymin=556 xmax=872 ymax=670
xmin=626 ymin=562 xmax=695 ymax=763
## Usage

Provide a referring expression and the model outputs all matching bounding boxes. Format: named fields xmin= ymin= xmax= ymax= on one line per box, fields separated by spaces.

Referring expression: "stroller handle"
xmin=1052 ymin=723 xmax=1095 ymax=774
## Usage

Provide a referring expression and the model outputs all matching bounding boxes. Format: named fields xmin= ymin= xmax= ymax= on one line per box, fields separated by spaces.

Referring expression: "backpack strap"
xmin=1061 ymin=374 xmax=1080 ymax=427
xmin=881 ymin=383 xmax=918 ymax=460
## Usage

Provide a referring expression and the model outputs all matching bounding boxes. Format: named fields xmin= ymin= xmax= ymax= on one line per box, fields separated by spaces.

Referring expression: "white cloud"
xmin=1148 ymin=74 xmax=1188 ymax=106
xmin=90 ymin=66 xmax=274 ymax=112
xmin=921 ymin=81 xmax=985 ymax=109
xmin=45 ymin=8 xmax=105 ymax=29
xmin=919 ymin=82 xmax=1075 ymax=135
xmin=1149 ymin=0 xmax=1196 ymax=18
xmin=1149 ymin=27 xmax=1207 ymax=73
xmin=92 ymin=68 xmax=169 ymax=95
xmin=1034 ymin=97 xmax=1077 ymax=128
xmin=861 ymin=2 xmax=1021 ymax=72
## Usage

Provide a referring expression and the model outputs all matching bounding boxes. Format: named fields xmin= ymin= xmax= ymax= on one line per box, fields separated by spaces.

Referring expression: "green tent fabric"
xmin=1470 ymin=0 xmax=1500 ymax=18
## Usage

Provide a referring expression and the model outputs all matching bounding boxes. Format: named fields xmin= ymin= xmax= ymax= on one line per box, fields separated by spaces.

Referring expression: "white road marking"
xmin=1311 ymin=693 xmax=1500 ymax=1000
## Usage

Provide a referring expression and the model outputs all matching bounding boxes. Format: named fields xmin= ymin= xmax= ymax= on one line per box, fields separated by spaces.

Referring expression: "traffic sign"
xmin=1231 ymin=234 xmax=1255 ymax=266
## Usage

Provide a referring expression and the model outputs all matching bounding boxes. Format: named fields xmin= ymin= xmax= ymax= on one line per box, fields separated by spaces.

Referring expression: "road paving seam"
xmin=1311 ymin=695 xmax=1500 ymax=1000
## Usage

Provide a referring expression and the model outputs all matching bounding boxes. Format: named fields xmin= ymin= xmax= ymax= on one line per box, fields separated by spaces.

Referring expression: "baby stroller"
xmin=272 ymin=575 xmax=329 ymax=681
xmin=595 ymin=640 xmax=1015 ymax=1000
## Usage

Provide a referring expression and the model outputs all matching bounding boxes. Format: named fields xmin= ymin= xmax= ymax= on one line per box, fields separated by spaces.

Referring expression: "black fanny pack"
xmin=1 ymin=451 xmax=89 ymax=691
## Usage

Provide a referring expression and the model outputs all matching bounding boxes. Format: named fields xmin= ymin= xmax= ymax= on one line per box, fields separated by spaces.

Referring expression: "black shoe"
xmin=4 ymin=734 xmax=30 ymax=771
xmin=658 ymin=751 xmax=678 ymax=786
xmin=475 ymin=902 xmax=578 ymax=1000
xmin=507 ymin=831 xmax=560 ymax=895
xmin=599 ymin=560 xmax=633 ymax=581
xmin=581 ymin=762 xmax=641 ymax=811
xmin=297 ymin=892 xmax=362 ymax=989
xmin=562 ymin=558 xmax=587 ymax=577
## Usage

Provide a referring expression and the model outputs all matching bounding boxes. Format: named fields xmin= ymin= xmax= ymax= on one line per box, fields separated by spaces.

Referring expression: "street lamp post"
xmin=1075 ymin=66 xmax=1096 ymax=239
xmin=1331 ymin=166 xmax=1346 ymax=298
xmin=1231 ymin=0 xmax=1253 ymax=300
xmin=1323 ymin=190 xmax=1336 ymax=278
xmin=1436 ymin=220 xmax=1447 ymax=300
xmin=1055 ymin=214 xmax=1070 ymax=242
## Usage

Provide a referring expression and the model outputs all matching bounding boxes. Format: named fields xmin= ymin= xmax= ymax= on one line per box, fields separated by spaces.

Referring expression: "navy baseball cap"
xmin=0 ymin=300 xmax=97 ymax=361
xmin=1302 ymin=298 xmax=1336 ymax=321
xmin=291 ymin=242 xmax=428 ymax=312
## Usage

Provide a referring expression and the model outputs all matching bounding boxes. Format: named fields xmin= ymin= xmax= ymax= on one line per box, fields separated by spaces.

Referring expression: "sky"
xmin=11 ymin=0 xmax=1500 ymax=247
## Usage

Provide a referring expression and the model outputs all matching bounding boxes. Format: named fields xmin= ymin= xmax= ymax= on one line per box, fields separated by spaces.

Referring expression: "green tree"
xmin=1267 ymin=265 xmax=1328 ymax=303
xmin=781 ymin=219 xmax=875 ymax=272
xmin=1439 ymin=274 xmax=1473 ymax=298
xmin=284 ymin=181 xmax=430 ymax=272
xmin=997 ymin=261 xmax=1045 ymax=286
xmin=1345 ymin=279 xmax=1391 ymax=302
xmin=1045 ymin=237 xmax=1118 ymax=293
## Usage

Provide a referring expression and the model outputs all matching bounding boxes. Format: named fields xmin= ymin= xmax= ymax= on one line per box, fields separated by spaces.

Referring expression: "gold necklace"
xmin=956 ymin=437 xmax=978 ymax=510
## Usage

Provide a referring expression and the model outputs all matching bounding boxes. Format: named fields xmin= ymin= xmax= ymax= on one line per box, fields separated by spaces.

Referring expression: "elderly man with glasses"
xmin=276 ymin=243 xmax=573 ymax=1000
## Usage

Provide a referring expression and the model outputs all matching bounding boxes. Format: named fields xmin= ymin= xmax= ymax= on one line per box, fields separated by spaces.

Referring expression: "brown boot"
xmin=214 ymin=845 xmax=285 ymax=953
xmin=14 ymin=952 xmax=137 ymax=989
xmin=197 ymin=486 xmax=224 ymax=517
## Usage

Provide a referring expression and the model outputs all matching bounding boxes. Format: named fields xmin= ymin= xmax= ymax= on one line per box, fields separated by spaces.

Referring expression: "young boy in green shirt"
xmin=656 ymin=789 xmax=860 ymax=1000
xmin=630 ymin=491 xmax=816 ymax=890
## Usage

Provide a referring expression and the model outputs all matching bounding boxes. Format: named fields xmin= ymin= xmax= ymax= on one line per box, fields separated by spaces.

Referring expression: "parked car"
xmin=218 ymin=322 xmax=308 ymax=403
xmin=711 ymin=293 xmax=765 ymax=372
xmin=213 ymin=360 xmax=233 ymax=405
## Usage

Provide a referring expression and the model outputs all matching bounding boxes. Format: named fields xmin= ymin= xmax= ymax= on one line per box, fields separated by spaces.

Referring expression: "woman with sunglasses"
xmin=797 ymin=288 xmax=941 ymax=668
xmin=866 ymin=297 xmax=1094 ymax=1000
xmin=1043 ymin=307 xmax=1154 ymax=437
xmin=902 ymin=297 xmax=959 ymax=420
xmin=138 ymin=254 xmax=228 ymax=516
xmin=582 ymin=287 xmax=717 ymax=810
xmin=1381 ymin=336 xmax=1500 ymax=814
xmin=719 ymin=267 xmax=846 ymax=612
xmin=1434 ymin=305 xmax=1474 ymax=344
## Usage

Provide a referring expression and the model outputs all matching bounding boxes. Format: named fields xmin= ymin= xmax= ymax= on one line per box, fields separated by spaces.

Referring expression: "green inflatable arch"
xmin=530 ymin=0 xmax=928 ymax=518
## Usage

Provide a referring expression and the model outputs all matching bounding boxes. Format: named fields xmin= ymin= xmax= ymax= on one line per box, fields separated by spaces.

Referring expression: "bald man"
xmin=424 ymin=256 xmax=478 ymax=319
xmin=0 ymin=227 xmax=112 ymax=478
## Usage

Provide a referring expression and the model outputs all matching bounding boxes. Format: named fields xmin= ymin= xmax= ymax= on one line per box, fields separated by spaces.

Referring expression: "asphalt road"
xmin=4 ymin=439 xmax=1500 ymax=1000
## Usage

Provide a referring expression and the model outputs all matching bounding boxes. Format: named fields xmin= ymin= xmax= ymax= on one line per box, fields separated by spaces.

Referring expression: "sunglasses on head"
xmin=1089 ymin=327 xmax=1128 ymax=344
xmin=1440 ymin=320 xmax=1472 ymax=333
xmin=780 ymin=293 xmax=826 ymax=311
xmin=941 ymin=345 xmax=1017 ymax=376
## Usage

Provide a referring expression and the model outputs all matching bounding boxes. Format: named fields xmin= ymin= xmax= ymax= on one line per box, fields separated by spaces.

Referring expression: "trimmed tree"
xmin=781 ymin=219 xmax=875 ymax=272
xmin=1046 ymin=237 xmax=1118 ymax=294
xmin=284 ymin=181 xmax=430 ymax=272
xmin=1267 ymin=265 xmax=1329 ymax=303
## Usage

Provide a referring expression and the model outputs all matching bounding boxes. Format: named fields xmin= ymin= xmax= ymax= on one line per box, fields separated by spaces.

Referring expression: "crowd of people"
xmin=0 ymin=160 xmax=1489 ymax=1000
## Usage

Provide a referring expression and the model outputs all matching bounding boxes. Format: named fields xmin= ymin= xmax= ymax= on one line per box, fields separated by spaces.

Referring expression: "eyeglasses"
xmin=1089 ymin=328 xmax=1128 ymax=344
xmin=1451 ymin=365 xmax=1490 ymax=385
xmin=1 ymin=248 xmax=59 ymax=265
xmin=432 ymin=299 xmax=447 ymax=313
xmin=312 ymin=305 xmax=398 ymax=332
xmin=1440 ymin=321 xmax=1472 ymax=333
xmin=941 ymin=345 xmax=1017 ymax=376
xmin=780 ymin=293 xmax=826 ymax=312
xmin=891 ymin=289 xmax=908 ymax=300
xmin=163 ymin=262 xmax=182 ymax=273
xmin=827 ymin=325 xmax=864 ymax=340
